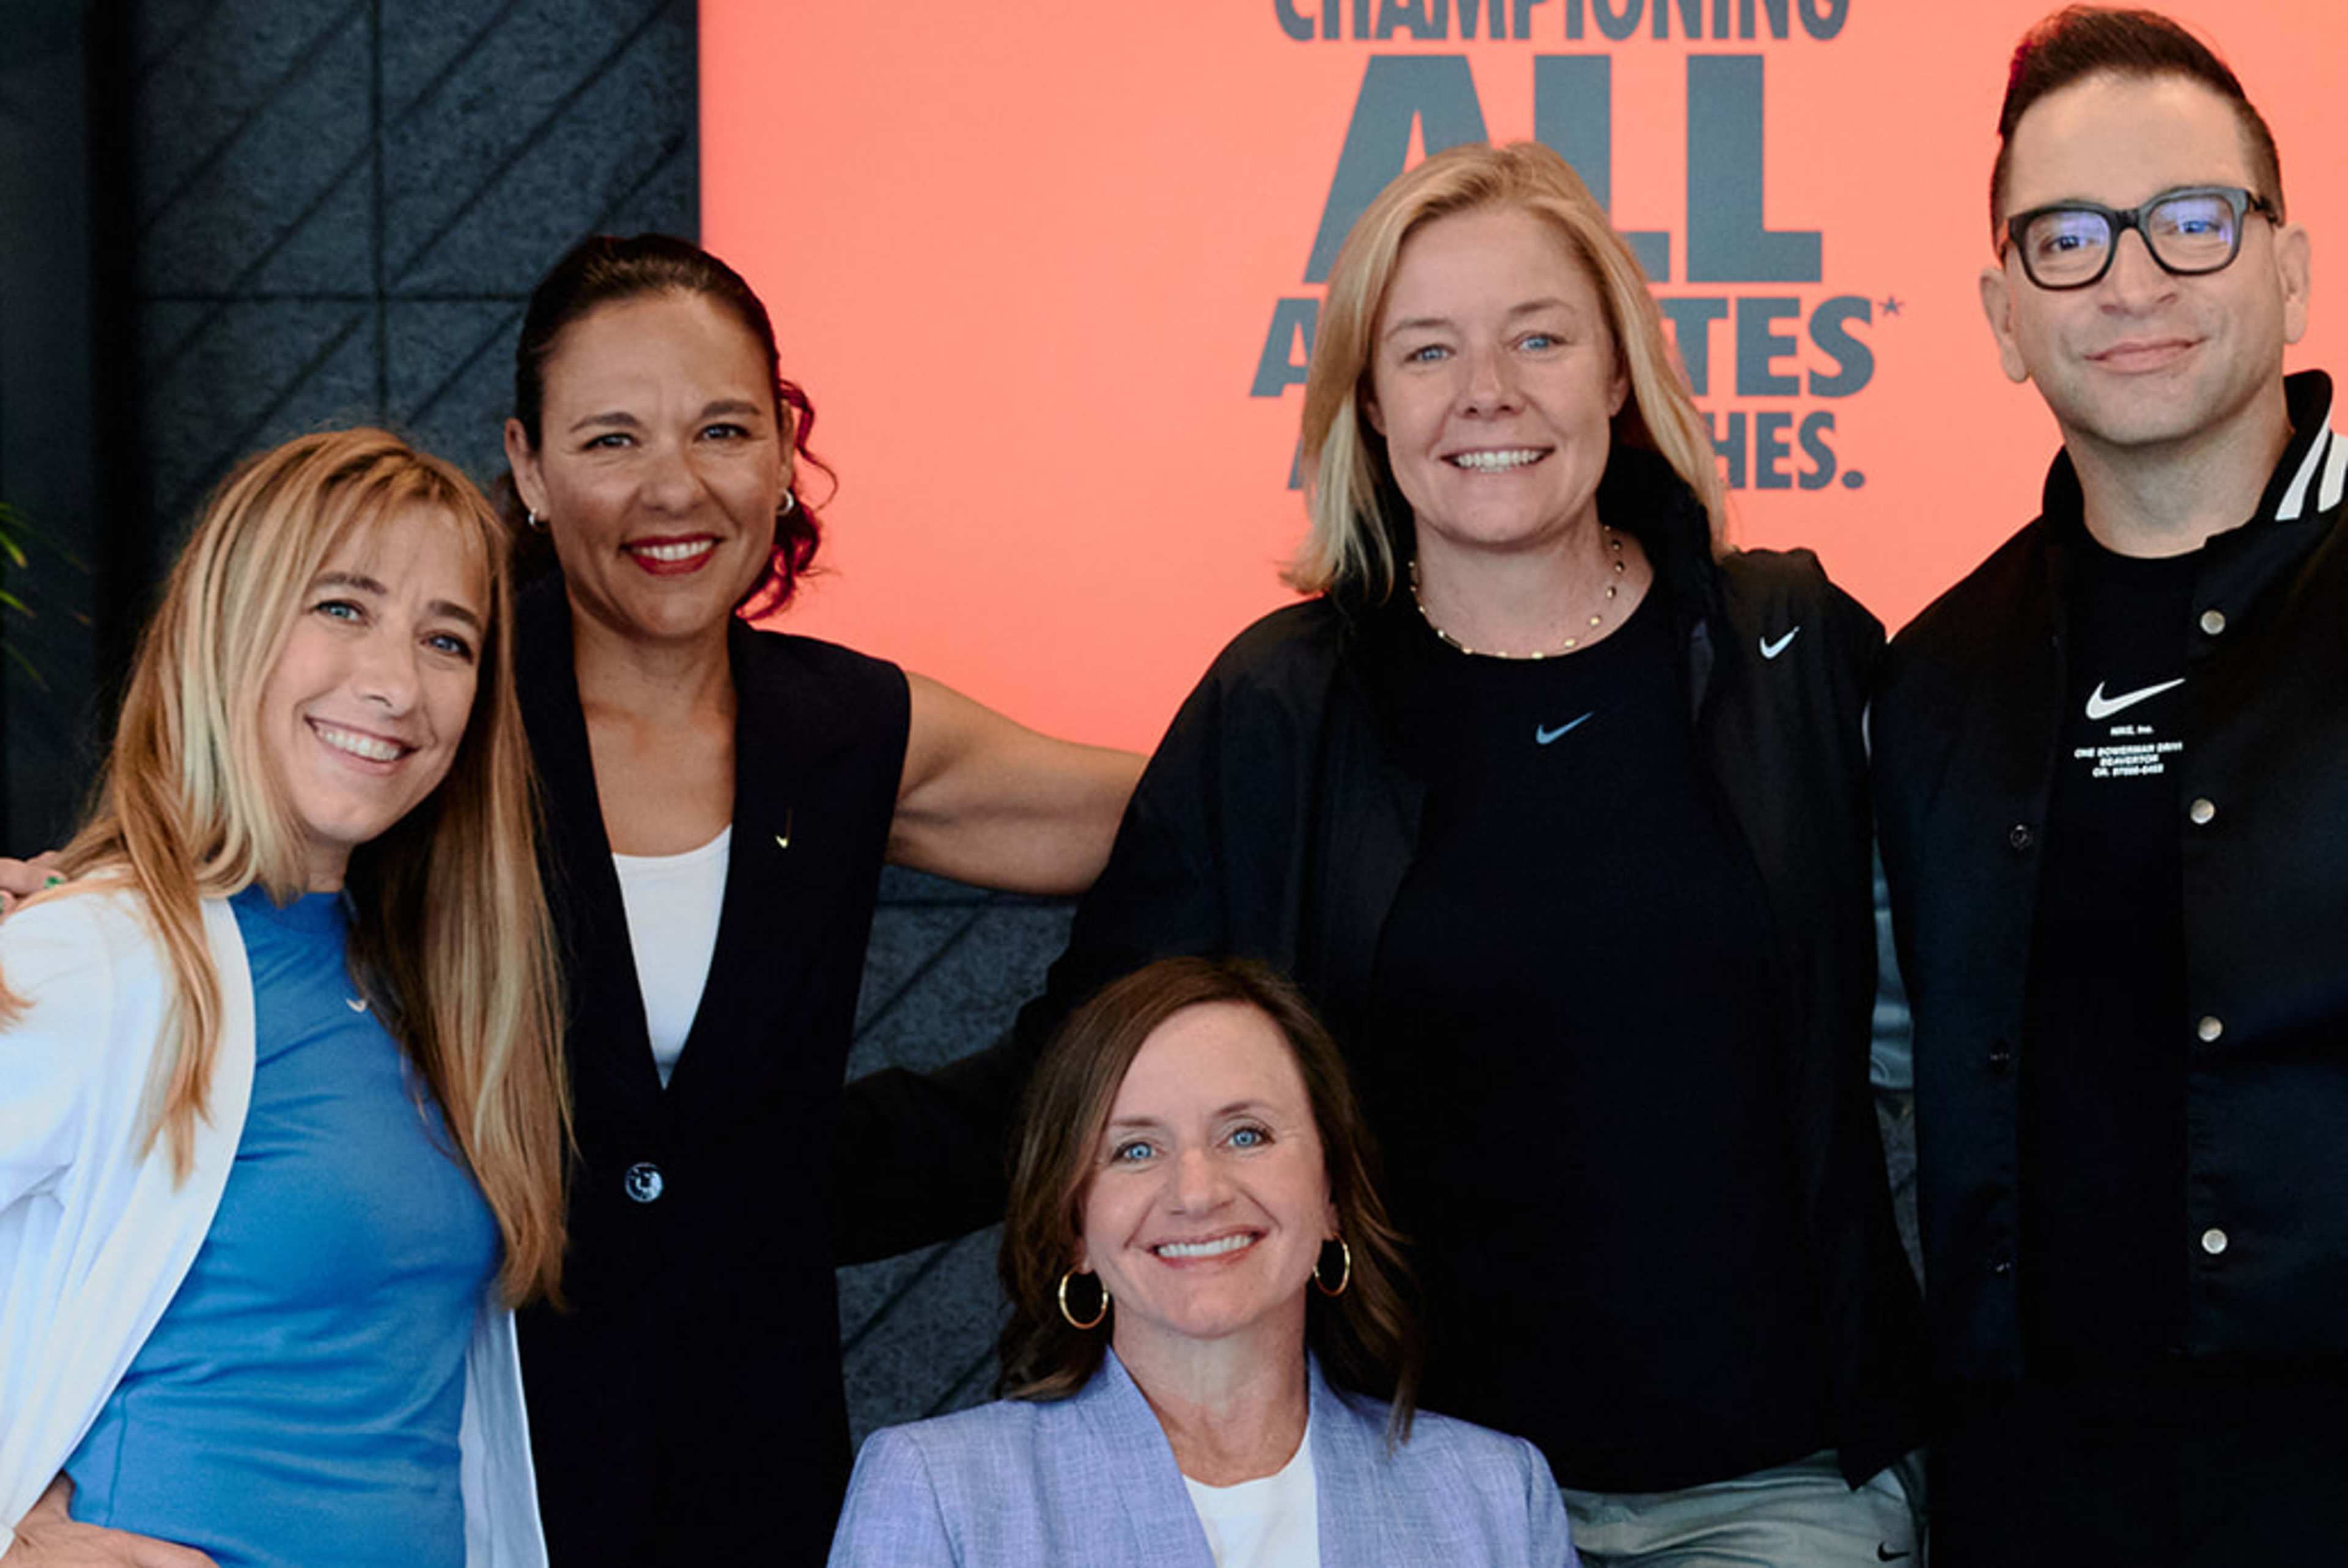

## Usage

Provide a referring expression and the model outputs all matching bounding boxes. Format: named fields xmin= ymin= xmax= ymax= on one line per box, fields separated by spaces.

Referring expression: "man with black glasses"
xmin=1872 ymin=7 xmax=2344 ymax=1564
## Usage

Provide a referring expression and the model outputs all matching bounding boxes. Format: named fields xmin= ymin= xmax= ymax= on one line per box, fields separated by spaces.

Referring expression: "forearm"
xmin=832 ymin=1039 xmax=1033 ymax=1262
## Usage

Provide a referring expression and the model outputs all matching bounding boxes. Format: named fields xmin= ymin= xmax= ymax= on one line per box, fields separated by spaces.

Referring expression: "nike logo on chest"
xmin=1535 ymin=713 xmax=1594 ymax=745
xmin=2084 ymin=677 xmax=2185 ymax=721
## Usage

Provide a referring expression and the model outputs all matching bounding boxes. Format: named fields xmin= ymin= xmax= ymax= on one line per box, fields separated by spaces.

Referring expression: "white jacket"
xmin=0 ymin=888 xmax=544 ymax=1564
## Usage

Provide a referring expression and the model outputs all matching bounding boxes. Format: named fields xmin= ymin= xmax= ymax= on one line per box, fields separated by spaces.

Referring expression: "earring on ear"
xmin=1057 ymin=1268 xmax=1110 ymax=1330
xmin=779 ymin=490 xmax=798 ymax=518
xmin=1313 ymin=1237 xmax=1353 ymax=1298
xmin=525 ymin=509 xmax=548 ymax=532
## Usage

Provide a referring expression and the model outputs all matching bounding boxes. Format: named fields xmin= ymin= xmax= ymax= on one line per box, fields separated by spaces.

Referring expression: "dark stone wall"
xmin=0 ymin=2 xmax=109 ymax=852
xmin=128 ymin=0 xmax=699 ymax=565
xmin=843 ymin=869 xmax=1070 ymax=1443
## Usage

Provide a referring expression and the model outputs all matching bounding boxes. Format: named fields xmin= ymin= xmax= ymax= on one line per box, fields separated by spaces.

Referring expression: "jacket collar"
xmin=1071 ymin=1349 xmax=1395 ymax=1566
xmin=2032 ymin=370 xmax=2341 ymax=617
xmin=2037 ymin=370 xmax=2339 ymax=539
xmin=1068 ymin=1351 xmax=1228 ymax=1568
xmin=1307 ymin=1356 xmax=1411 ymax=1562
xmin=1597 ymin=443 xmax=1726 ymax=625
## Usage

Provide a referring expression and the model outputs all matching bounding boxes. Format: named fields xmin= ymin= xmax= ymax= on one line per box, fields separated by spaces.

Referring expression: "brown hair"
xmin=3 ymin=429 xmax=569 ymax=1306
xmin=1291 ymin=140 xmax=1726 ymax=602
xmin=1990 ymin=7 xmax=2284 ymax=238
xmin=506 ymin=233 xmax=825 ymax=616
xmin=997 ymin=957 xmax=1422 ymax=1441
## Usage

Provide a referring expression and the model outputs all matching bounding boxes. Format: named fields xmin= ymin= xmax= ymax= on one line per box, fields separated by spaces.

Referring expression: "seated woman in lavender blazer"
xmin=828 ymin=957 xmax=1576 ymax=1567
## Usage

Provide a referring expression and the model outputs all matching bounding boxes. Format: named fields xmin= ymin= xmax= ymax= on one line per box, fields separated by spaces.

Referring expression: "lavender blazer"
xmin=827 ymin=1352 xmax=1576 ymax=1567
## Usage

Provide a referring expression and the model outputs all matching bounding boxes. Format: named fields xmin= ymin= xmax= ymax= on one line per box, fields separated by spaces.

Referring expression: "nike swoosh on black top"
xmin=1535 ymin=713 xmax=1594 ymax=745
xmin=2084 ymin=677 xmax=2185 ymax=721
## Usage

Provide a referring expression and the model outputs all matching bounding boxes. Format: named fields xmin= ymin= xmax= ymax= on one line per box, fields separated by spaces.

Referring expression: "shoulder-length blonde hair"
xmin=999 ymin=957 xmax=1422 ymax=1441
xmin=5 ymin=428 xmax=568 ymax=1305
xmin=1290 ymin=140 xmax=1727 ymax=602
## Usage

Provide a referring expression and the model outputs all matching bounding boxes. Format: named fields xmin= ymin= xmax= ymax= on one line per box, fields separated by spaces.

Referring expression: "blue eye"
xmin=1405 ymin=344 xmax=1450 ymax=364
xmin=426 ymin=631 xmax=476 ymax=660
xmin=316 ymin=598 xmax=362 ymax=622
xmin=583 ymin=431 xmax=633 ymax=451
xmin=1520 ymin=333 xmax=1558 ymax=351
xmin=2029 ymin=211 xmax=2106 ymax=259
xmin=700 ymin=422 xmax=750 ymax=441
xmin=1112 ymin=1139 xmax=1156 ymax=1163
xmin=1229 ymin=1125 xmax=1269 ymax=1150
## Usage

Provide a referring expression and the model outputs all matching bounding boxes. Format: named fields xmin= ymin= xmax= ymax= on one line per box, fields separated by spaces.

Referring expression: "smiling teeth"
xmin=632 ymin=540 xmax=714 ymax=562
xmin=1155 ymin=1234 xmax=1255 ymax=1259
xmin=314 ymin=723 xmax=403 ymax=762
xmin=1449 ymin=449 xmax=1545 ymax=471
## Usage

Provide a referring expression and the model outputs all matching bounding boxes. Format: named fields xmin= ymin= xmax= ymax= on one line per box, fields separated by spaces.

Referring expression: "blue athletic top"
xmin=65 ymin=886 xmax=500 ymax=1567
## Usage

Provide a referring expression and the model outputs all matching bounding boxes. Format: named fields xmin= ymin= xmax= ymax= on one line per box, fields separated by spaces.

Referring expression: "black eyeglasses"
xmin=2003 ymin=185 xmax=2276 ymax=290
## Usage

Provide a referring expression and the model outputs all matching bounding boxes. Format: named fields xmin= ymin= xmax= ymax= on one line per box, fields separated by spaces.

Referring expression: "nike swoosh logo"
xmin=2084 ymin=677 xmax=2184 ymax=721
xmin=1877 ymin=1547 xmax=1912 ymax=1562
xmin=345 ymin=996 xmax=369 ymax=1014
xmin=1535 ymin=713 xmax=1593 ymax=745
xmin=1759 ymin=627 xmax=1801 ymax=660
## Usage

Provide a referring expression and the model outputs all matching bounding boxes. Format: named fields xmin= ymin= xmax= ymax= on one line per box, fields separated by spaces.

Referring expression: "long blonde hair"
xmin=3 ymin=429 xmax=569 ymax=1305
xmin=1290 ymin=141 xmax=1728 ymax=602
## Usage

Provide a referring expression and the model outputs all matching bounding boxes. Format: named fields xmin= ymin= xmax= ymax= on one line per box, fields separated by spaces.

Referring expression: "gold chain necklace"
xmin=1408 ymin=528 xmax=1626 ymax=659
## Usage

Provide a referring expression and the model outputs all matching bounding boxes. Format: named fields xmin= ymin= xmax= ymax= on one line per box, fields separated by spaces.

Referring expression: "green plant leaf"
xmin=0 ymin=640 xmax=48 ymax=690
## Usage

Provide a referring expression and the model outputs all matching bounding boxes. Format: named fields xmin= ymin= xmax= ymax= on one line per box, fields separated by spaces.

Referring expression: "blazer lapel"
xmin=1077 ymin=1353 xmax=1221 ymax=1568
xmin=1310 ymin=1357 xmax=1397 ymax=1565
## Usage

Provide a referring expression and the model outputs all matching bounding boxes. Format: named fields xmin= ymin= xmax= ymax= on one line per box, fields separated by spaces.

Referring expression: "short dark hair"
xmin=506 ymin=234 xmax=825 ymax=614
xmin=997 ymin=957 xmax=1423 ymax=1441
xmin=1989 ymin=6 xmax=2284 ymax=241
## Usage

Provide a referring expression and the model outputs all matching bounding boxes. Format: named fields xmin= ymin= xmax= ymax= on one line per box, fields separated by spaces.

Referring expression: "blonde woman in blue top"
xmin=0 ymin=429 xmax=565 ymax=1566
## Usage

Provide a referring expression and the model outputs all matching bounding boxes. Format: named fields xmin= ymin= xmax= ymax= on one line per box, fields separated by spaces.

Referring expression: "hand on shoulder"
xmin=0 ymin=852 xmax=62 ymax=918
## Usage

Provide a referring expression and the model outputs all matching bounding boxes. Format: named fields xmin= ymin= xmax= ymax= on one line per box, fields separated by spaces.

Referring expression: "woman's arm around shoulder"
xmin=0 ymin=853 xmax=61 ymax=918
xmin=825 ymin=1426 xmax=959 ymax=1568
xmin=890 ymin=673 xmax=1144 ymax=896
xmin=2 ymin=1476 xmax=216 ymax=1567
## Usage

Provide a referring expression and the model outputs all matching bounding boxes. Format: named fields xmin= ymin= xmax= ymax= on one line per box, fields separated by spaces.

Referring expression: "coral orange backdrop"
xmin=703 ymin=1 xmax=2342 ymax=750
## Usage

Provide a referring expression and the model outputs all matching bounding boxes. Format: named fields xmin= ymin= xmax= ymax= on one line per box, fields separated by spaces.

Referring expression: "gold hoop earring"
xmin=1058 ymin=1268 xmax=1109 ymax=1330
xmin=1313 ymin=1237 xmax=1352 ymax=1298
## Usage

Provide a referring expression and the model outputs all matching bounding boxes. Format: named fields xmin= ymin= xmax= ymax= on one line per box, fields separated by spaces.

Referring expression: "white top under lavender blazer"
xmin=827 ymin=1350 xmax=1576 ymax=1567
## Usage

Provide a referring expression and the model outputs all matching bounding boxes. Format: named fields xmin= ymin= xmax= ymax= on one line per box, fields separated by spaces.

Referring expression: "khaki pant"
xmin=1559 ymin=1448 xmax=1925 ymax=1567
